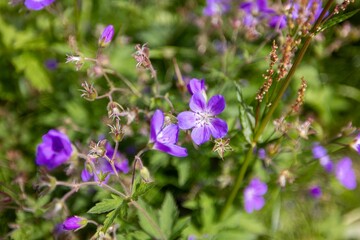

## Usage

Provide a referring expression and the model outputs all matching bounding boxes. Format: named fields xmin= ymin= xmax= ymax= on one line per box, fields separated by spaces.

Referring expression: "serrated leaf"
xmin=159 ymin=192 xmax=178 ymax=238
xmin=102 ymin=204 xmax=121 ymax=233
xmin=132 ymin=181 xmax=156 ymax=200
xmin=235 ymin=83 xmax=255 ymax=144
xmin=171 ymin=217 xmax=190 ymax=239
xmin=137 ymin=199 xmax=161 ymax=238
xmin=88 ymin=197 xmax=122 ymax=214
xmin=319 ymin=8 xmax=360 ymax=32
xmin=119 ymin=201 xmax=128 ymax=219
xmin=12 ymin=52 xmax=52 ymax=91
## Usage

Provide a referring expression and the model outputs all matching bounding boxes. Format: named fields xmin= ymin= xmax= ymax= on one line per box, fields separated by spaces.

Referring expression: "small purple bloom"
xmin=308 ymin=185 xmax=322 ymax=199
xmin=45 ymin=59 xmax=58 ymax=71
xmin=351 ymin=134 xmax=360 ymax=155
xmin=203 ymin=0 xmax=231 ymax=16
xmin=36 ymin=129 xmax=73 ymax=170
xmin=244 ymin=178 xmax=267 ymax=213
xmin=24 ymin=0 xmax=55 ymax=10
xmin=63 ymin=216 xmax=87 ymax=231
xmin=258 ymin=148 xmax=266 ymax=160
xmin=178 ymin=92 xmax=228 ymax=145
xmin=268 ymin=14 xmax=287 ymax=29
xmin=99 ymin=25 xmax=114 ymax=47
xmin=150 ymin=109 xmax=188 ymax=157
xmin=335 ymin=157 xmax=357 ymax=190
xmin=289 ymin=0 xmax=324 ymax=23
xmin=312 ymin=143 xmax=333 ymax=172
xmin=81 ymin=143 xmax=129 ymax=182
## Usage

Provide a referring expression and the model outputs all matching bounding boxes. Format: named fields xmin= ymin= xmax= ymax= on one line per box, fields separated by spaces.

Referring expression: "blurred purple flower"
xmin=81 ymin=143 xmax=129 ymax=182
xmin=98 ymin=25 xmax=114 ymax=47
xmin=351 ymin=134 xmax=360 ymax=155
xmin=335 ymin=157 xmax=357 ymax=190
xmin=24 ymin=0 xmax=55 ymax=10
xmin=312 ymin=143 xmax=333 ymax=172
xmin=178 ymin=92 xmax=228 ymax=145
xmin=36 ymin=129 xmax=72 ymax=170
xmin=308 ymin=185 xmax=322 ymax=198
xmin=150 ymin=109 xmax=188 ymax=157
xmin=244 ymin=178 xmax=267 ymax=213
xmin=63 ymin=216 xmax=87 ymax=231
xmin=289 ymin=0 xmax=324 ymax=23
xmin=45 ymin=59 xmax=58 ymax=71
xmin=258 ymin=148 xmax=266 ymax=160
xmin=203 ymin=0 xmax=231 ymax=16
xmin=240 ymin=0 xmax=286 ymax=29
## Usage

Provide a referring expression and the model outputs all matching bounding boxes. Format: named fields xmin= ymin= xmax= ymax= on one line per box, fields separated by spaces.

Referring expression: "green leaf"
xmin=319 ymin=8 xmax=360 ymax=32
xmin=88 ymin=196 xmax=122 ymax=214
xmin=137 ymin=199 xmax=161 ymax=238
xmin=102 ymin=203 xmax=122 ymax=233
xmin=171 ymin=217 xmax=191 ymax=239
xmin=132 ymin=181 xmax=156 ymax=200
xmin=158 ymin=192 xmax=179 ymax=238
xmin=12 ymin=52 xmax=52 ymax=92
xmin=235 ymin=83 xmax=255 ymax=144
xmin=200 ymin=194 xmax=215 ymax=231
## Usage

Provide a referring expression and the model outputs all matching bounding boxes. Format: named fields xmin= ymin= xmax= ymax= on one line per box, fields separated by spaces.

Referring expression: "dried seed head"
xmin=88 ymin=139 xmax=107 ymax=158
xmin=80 ymin=81 xmax=97 ymax=101
xmin=213 ymin=138 xmax=232 ymax=159
xmin=107 ymin=102 xmax=124 ymax=120
xmin=108 ymin=120 xmax=125 ymax=142
xmin=291 ymin=77 xmax=307 ymax=113
xmin=278 ymin=170 xmax=294 ymax=188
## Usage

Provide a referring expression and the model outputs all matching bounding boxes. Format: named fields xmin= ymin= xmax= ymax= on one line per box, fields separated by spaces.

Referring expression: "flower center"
xmin=195 ymin=111 xmax=213 ymax=127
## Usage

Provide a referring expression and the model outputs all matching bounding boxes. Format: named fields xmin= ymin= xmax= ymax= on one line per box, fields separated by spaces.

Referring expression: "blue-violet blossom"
xmin=36 ymin=129 xmax=73 ymax=170
xmin=335 ymin=157 xmax=357 ymax=190
xmin=178 ymin=92 xmax=228 ymax=145
xmin=63 ymin=216 xmax=87 ymax=231
xmin=308 ymin=185 xmax=322 ymax=199
xmin=150 ymin=109 xmax=188 ymax=157
xmin=312 ymin=143 xmax=333 ymax=172
xmin=203 ymin=0 xmax=231 ymax=16
xmin=25 ymin=0 xmax=55 ymax=10
xmin=99 ymin=25 xmax=114 ymax=47
xmin=244 ymin=178 xmax=267 ymax=213
xmin=81 ymin=143 xmax=129 ymax=182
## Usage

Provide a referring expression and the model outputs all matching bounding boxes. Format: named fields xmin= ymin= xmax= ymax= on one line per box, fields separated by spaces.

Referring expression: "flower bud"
xmin=63 ymin=216 xmax=88 ymax=231
xmin=99 ymin=25 xmax=114 ymax=48
xmin=140 ymin=166 xmax=152 ymax=183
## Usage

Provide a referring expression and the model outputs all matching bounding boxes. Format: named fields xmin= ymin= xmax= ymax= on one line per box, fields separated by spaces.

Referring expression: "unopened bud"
xmin=98 ymin=25 xmax=114 ymax=48
xmin=140 ymin=166 xmax=152 ymax=183
xmin=63 ymin=216 xmax=88 ymax=231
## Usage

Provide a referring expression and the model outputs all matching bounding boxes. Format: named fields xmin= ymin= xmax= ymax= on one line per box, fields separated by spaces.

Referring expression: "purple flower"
xmin=203 ymin=0 xmax=231 ymax=16
xmin=258 ymin=148 xmax=266 ymax=160
xmin=308 ymin=185 xmax=322 ymax=199
xmin=335 ymin=157 xmax=357 ymax=190
xmin=312 ymin=143 xmax=333 ymax=172
xmin=81 ymin=143 xmax=129 ymax=182
xmin=187 ymin=78 xmax=206 ymax=96
xmin=150 ymin=109 xmax=188 ymax=157
xmin=24 ymin=0 xmax=55 ymax=10
xmin=240 ymin=0 xmax=286 ymax=29
xmin=36 ymin=129 xmax=73 ymax=170
xmin=244 ymin=178 xmax=267 ymax=213
xmin=44 ymin=59 xmax=58 ymax=71
xmin=178 ymin=92 xmax=228 ymax=145
xmin=98 ymin=25 xmax=114 ymax=47
xmin=63 ymin=216 xmax=87 ymax=231
xmin=350 ymin=134 xmax=360 ymax=155
xmin=289 ymin=0 xmax=324 ymax=23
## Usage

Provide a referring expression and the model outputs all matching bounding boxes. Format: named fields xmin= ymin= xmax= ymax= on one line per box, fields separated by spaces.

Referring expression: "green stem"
xmin=220 ymin=0 xmax=334 ymax=220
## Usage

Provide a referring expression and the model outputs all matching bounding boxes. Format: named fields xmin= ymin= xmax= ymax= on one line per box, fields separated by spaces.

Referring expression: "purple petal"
xmin=191 ymin=126 xmax=211 ymax=145
xmin=190 ymin=93 xmax=206 ymax=113
xmin=207 ymin=95 xmax=225 ymax=115
xmin=319 ymin=155 xmax=333 ymax=173
xmin=335 ymin=157 xmax=357 ymax=190
xmin=268 ymin=15 xmax=287 ymax=29
xmin=153 ymin=142 xmax=188 ymax=157
xmin=208 ymin=118 xmax=228 ymax=139
xmin=63 ymin=216 xmax=87 ymax=230
xmin=309 ymin=186 xmax=322 ymax=199
xmin=257 ymin=0 xmax=268 ymax=10
xmin=187 ymin=78 xmax=205 ymax=95
xmin=249 ymin=178 xmax=268 ymax=195
xmin=251 ymin=195 xmax=265 ymax=211
xmin=24 ymin=0 xmax=55 ymax=10
xmin=150 ymin=109 xmax=164 ymax=142
xmin=81 ymin=168 xmax=92 ymax=182
xmin=312 ymin=143 xmax=327 ymax=159
xmin=177 ymin=111 xmax=196 ymax=130
xmin=157 ymin=124 xmax=179 ymax=144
